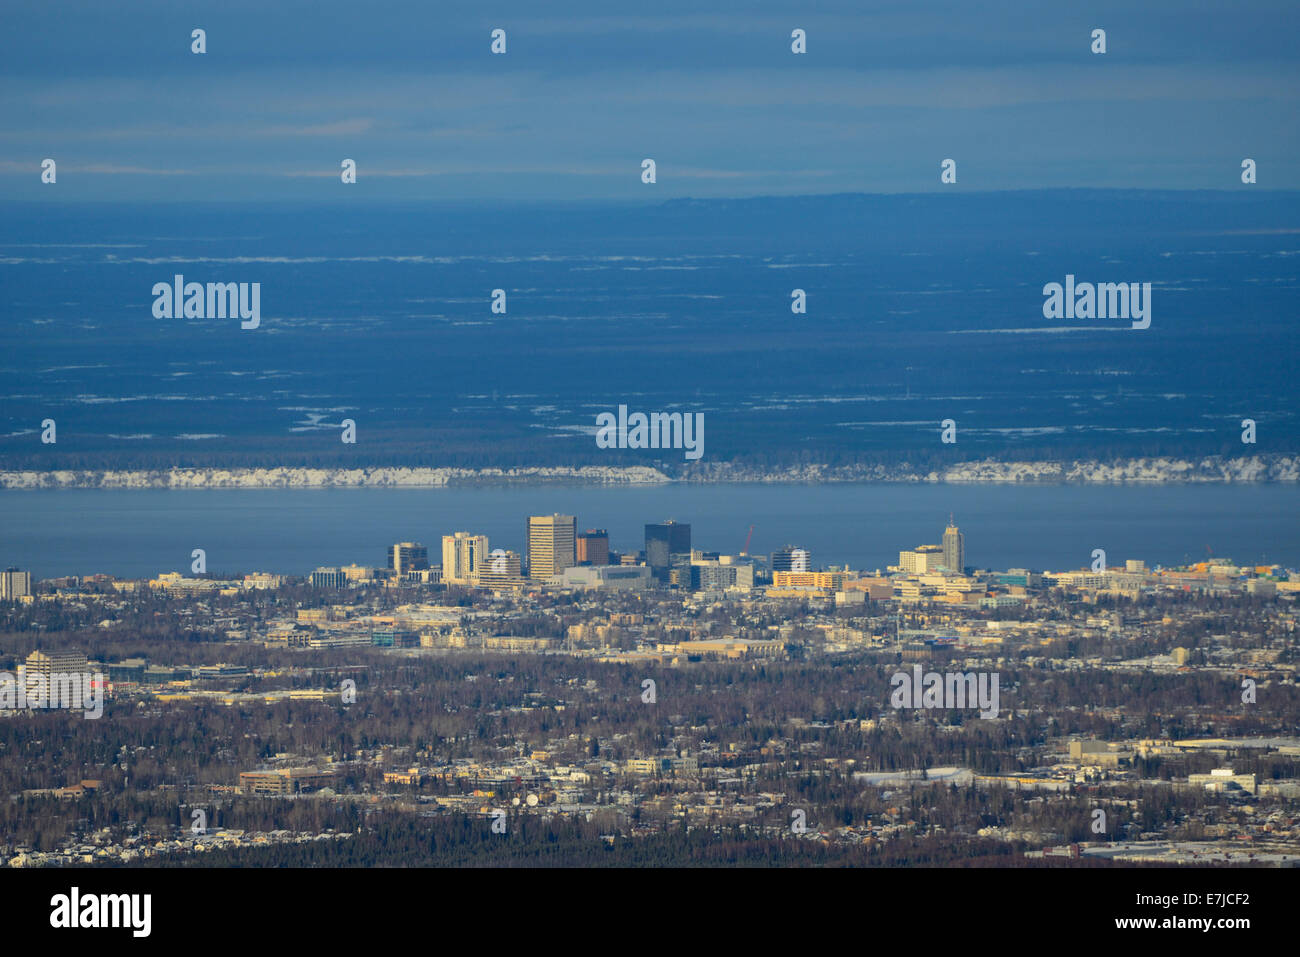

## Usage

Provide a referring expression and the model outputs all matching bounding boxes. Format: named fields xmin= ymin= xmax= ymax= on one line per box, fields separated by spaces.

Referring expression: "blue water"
xmin=1 ymin=483 xmax=1296 ymax=579
xmin=2 ymin=193 xmax=1298 ymax=471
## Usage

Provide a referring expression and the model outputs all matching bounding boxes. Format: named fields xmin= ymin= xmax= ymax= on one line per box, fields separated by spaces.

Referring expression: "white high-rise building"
xmin=442 ymin=533 xmax=489 ymax=585
xmin=0 ymin=569 xmax=31 ymax=600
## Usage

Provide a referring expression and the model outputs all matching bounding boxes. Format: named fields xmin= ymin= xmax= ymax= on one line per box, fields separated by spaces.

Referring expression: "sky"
xmin=1 ymin=0 xmax=1297 ymax=201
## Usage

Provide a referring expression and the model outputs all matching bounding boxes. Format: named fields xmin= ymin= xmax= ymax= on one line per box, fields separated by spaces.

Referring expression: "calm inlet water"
xmin=0 ymin=484 xmax=1296 ymax=579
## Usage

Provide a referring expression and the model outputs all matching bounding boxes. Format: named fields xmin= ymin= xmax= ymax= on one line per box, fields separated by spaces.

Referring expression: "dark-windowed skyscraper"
xmin=645 ymin=521 xmax=690 ymax=582
xmin=388 ymin=542 xmax=429 ymax=577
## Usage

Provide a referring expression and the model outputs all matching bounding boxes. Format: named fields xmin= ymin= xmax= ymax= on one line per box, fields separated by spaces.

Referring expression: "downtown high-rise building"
xmin=645 ymin=521 xmax=691 ymax=582
xmin=576 ymin=529 xmax=610 ymax=566
xmin=387 ymin=542 xmax=429 ymax=577
xmin=942 ymin=517 xmax=965 ymax=573
xmin=474 ymin=549 xmax=525 ymax=590
xmin=442 ymin=532 xmax=489 ymax=584
xmin=24 ymin=649 xmax=90 ymax=679
xmin=900 ymin=545 xmax=944 ymax=575
xmin=310 ymin=567 xmax=346 ymax=588
xmin=771 ymin=546 xmax=810 ymax=573
xmin=527 ymin=514 xmax=577 ymax=581
xmin=0 ymin=568 xmax=31 ymax=600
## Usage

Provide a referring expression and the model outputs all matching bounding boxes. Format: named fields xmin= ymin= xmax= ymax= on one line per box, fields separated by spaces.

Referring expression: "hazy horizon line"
xmin=3 ymin=187 xmax=1296 ymax=209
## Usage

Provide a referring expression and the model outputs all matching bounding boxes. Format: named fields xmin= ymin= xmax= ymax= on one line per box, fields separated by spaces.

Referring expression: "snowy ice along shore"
xmin=0 ymin=456 xmax=1297 ymax=489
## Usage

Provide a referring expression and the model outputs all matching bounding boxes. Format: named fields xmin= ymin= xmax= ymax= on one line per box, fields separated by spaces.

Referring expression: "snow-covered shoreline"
xmin=1 ymin=456 xmax=1296 ymax=489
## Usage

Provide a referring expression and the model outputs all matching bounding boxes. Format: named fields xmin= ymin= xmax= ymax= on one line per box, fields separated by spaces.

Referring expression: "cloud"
xmin=2 ymin=0 xmax=1297 ymax=200
xmin=0 ymin=161 xmax=196 ymax=175
xmin=256 ymin=118 xmax=375 ymax=137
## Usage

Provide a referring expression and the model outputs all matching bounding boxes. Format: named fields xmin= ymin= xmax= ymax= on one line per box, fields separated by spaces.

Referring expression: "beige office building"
xmin=25 ymin=649 xmax=90 ymax=678
xmin=473 ymin=550 xmax=527 ymax=590
xmin=900 ymin=545 xmax=945 ymax=575
xmin=527 ymin=514 xmax=576 ymax=581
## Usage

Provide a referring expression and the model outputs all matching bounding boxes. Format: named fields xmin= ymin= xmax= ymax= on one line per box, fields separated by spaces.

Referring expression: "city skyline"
xmin=6 ymin=511 xmax=1295 ymax=588
xmin=1 ymin=0 xmax=1294 ymax=902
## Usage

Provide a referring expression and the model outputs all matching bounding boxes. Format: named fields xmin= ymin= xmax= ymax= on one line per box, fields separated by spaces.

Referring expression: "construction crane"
xmin=741 ymin=524 xmax=756 ymax=556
